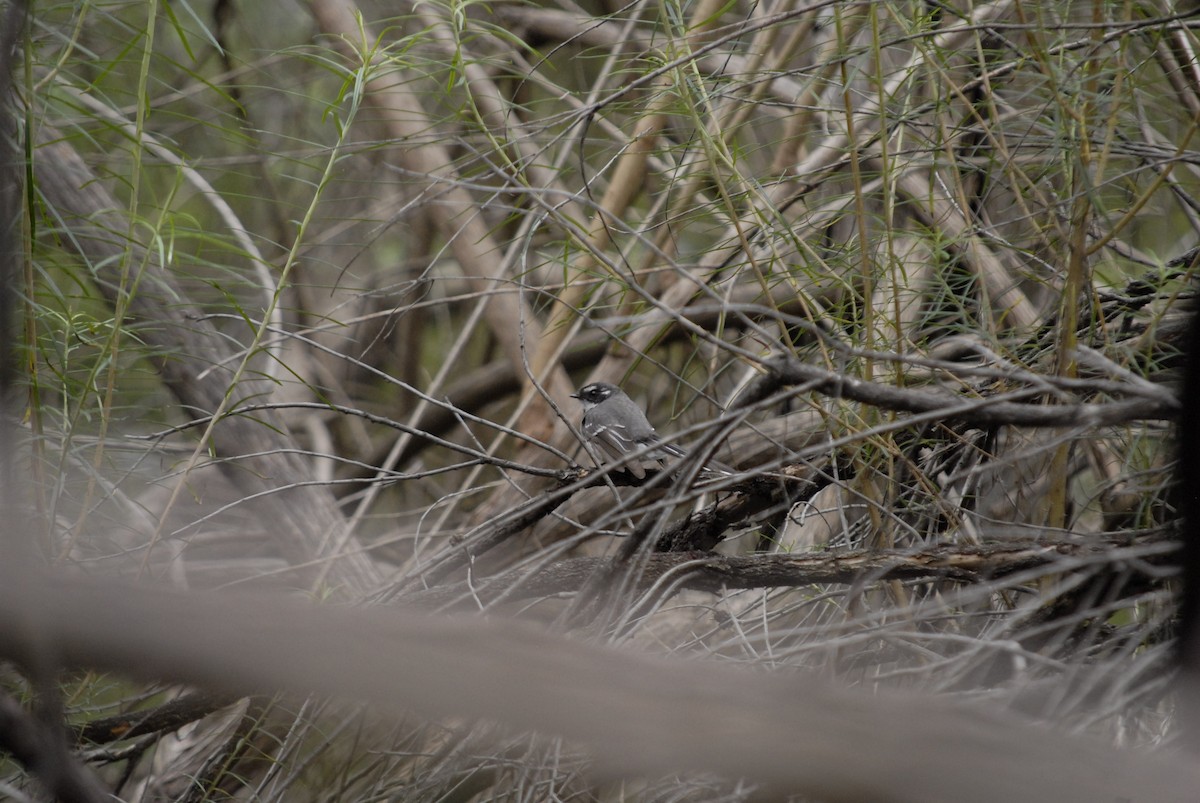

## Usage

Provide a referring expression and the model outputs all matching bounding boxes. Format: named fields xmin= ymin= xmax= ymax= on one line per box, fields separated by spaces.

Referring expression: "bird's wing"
xmin=584 ymin=419 xmax=734 ymax=479
xmin=584 ymin=420 xmax=647 ymax=478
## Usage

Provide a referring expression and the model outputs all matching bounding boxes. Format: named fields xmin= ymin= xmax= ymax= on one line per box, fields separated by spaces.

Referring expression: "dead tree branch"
xmin=739 ymin=356 xmax=1180 ymax=425
xmin=406 ymin=535 xmax=1180 ymax=608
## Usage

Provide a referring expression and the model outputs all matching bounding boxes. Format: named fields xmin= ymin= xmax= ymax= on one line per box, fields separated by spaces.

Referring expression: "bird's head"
xmin=571 ymin=382 xmax=620 ymax=409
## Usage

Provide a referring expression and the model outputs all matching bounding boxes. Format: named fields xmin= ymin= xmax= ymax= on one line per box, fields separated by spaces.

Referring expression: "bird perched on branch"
xmin=571 ymin=381 xmax=734 ymax=479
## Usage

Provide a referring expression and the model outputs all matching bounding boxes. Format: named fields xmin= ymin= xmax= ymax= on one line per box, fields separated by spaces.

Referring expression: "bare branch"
xmin=740 ymin=356 xmax=1180 ymax=426
xmin=407 ymin=534 xmax=1179 ymax=608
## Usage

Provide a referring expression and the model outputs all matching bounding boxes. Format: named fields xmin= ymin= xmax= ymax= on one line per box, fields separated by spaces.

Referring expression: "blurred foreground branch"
xmin=0 ymin=571 xmax=1196 ymax=803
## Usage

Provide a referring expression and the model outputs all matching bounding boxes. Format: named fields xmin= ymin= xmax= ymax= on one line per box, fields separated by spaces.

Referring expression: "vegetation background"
xmin=2 ymin=0 xmax=1199 ymax=799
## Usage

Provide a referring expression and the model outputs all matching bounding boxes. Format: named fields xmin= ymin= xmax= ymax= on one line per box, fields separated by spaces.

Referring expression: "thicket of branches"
xmin=2 ymin=0 xmax=1200 ymax=799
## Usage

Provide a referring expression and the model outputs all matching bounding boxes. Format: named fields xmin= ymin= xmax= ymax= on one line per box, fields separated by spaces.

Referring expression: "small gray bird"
xmin=571 ymin=381 xmax=732 ymax=479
